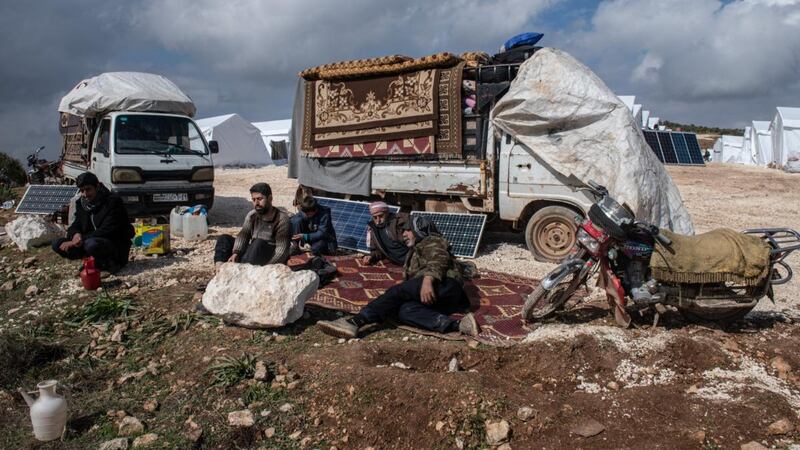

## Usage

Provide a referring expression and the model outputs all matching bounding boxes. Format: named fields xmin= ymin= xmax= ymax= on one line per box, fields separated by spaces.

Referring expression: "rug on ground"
xmin=289 ymin=253 xmax=540 ymax=346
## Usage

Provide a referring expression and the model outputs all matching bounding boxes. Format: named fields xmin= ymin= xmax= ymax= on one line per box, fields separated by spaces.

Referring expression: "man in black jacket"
xmin=52 ymin=172 xmax=135 ymax=273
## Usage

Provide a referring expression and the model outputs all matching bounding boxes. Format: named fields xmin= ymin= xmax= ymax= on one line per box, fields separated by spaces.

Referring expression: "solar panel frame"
xmin=642 ymin=130 xmax=665 ymax=162
xmin=15 ymin=185 xmax=79 ymax=214
xmin=315 ymin=197 xmax=400 ymax=253
xmin=670 ymin=132 xmax=692 ymax=165
xmin=683 ymin=133 xmax=705 ymax=165
xmin=657 ymin=132 xmax=679 ymax=164
xmin=410 ymin=211 xmax=487 ymax=259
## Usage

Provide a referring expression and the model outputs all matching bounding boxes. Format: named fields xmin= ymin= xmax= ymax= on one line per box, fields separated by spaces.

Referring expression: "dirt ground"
xmin=1 ymin=163 xmax=799 ymax=449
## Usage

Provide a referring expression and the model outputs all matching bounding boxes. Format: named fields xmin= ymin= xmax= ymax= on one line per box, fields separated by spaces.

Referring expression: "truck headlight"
xmin=577 ymin=228 xmax=600 ymax=253
xmin=191 ymin=167 xmax=214 ymax=182
xmin=111 ymin=168 xmax=143 ymax=183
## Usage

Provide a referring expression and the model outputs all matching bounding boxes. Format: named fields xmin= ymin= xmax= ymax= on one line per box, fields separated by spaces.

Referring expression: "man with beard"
xmin=317 ymin=216 xmax=479 ymax=338
xmin=361 ymin=201 xmax=410 ymax=266
xmin=52 ymin=172 xmax=134 ymax=273
xmin=213 ymin=182 xmax=291 ymax=270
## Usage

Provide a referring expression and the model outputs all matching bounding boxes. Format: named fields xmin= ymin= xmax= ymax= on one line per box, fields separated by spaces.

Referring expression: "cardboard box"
xmin=133 ymin=224 xmax=170 ymax=255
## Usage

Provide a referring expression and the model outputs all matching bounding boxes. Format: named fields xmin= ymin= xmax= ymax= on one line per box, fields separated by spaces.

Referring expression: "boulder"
xmin=202 ymin=263 xmax=318 ymax=328
xmin=99 ymin=437 xmax=129 ymax=450
xmin=118 ymin=416 xmax=145 ymax=436
xmin=132 ymin=433 xmax=158 ymax=448
xmin=485 ymin=420 xmax=511 ymax=445
xmin=5 ymin=215 xmax=63 ymax=251
xmin=228 ymin=409 xmax=255 ymax=427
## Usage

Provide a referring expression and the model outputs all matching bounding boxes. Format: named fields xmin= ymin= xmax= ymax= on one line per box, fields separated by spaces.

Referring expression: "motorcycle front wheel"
xmin=522 ymin=271 xmax=584 ymax=322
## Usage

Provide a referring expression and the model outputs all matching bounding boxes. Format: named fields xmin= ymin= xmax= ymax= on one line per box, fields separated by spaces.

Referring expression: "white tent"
xmin=632 ymin=104 xmax=642 ymax=128
xmin=741 ymin=126 xmax=753 ymax=164
xmin=195 ymin=114 xmax=272 ymax=167
xmin=751 ymin=120 xmax=773 ymax=166
xmin=252 ymin=119 xmax=292 ymax=160
xmin=712 ymin=135 xmax=746 ymax=164
xmin=641 ymin=110 xmax=651 ymax=129
xmin=648 ymin=117 xmax=660 ymax=129
xmin=770 ymin=107 xmax=800 ymax=171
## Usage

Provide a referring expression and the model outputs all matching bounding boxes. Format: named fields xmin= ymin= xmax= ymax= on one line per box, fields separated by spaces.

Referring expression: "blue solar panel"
xmin=657 ymin=132 xmax=679 ymax=164
xmin=16 ymin=185 xmax=78 ymax=214
xmin=410 ymin=211 xmax=486 ymax=258
xmin=683 ymin=133 xmax=705 ymax=165
xmin=642 ymin=131 xmax=664 ymax=162
xmin=671 ymin=133 xmax=692 ymax=164
xmin=315 ymin=197 xmax=400 ymax=253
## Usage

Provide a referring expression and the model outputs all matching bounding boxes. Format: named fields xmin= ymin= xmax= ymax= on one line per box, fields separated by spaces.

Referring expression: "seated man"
xmin=52 ymin=172 xmax=134 ymax=273
xmin=214 ymin=182 xmax=290 ymax=269
xmin=290 ymin=195 xmax=337 ymax=256
xmin=361 ymin=201 xmax=410 ymax=266
xmin=317 ymin=216 xmax=479 ymax=338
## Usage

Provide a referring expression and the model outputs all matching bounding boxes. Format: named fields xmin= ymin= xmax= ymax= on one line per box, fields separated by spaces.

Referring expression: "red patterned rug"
xmin=289 ymin=254 xmax=539 ymax=346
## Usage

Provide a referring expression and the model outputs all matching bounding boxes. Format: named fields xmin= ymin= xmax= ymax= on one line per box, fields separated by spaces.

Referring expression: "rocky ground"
xmin=0 ymin=163 xmax=799 ymax=449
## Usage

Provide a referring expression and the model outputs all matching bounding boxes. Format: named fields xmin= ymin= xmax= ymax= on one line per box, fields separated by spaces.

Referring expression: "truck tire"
xmin=525 ymin=205 xmax=578 ymax=263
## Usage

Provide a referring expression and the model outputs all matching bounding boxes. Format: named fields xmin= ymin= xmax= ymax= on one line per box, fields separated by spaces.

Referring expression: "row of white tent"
xmin=195 ymin=114 xmax=291 ymax=167
xmin=618 ymin=95 xmax=662 ymax=130
xmin=711 ymin=107 xmax=800 ymax=172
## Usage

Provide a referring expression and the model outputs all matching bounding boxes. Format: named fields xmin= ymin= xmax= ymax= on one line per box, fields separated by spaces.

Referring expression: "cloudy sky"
xmin=1 ymin=0 xmax=798 ymax=162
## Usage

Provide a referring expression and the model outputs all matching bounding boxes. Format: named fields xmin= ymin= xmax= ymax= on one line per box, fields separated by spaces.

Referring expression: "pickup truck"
xmin=58 ymin=72 xmax=218 ymax=217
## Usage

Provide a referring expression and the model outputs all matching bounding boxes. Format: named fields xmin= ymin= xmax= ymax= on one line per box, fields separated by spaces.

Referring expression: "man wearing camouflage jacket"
xmin=317 ymin=216 xmax=479 ymax=338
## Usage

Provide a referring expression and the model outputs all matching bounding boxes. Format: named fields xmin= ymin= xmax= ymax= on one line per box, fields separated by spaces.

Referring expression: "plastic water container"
xmin=170 ymin=206 xmax=188 ymax=238
xmin=183 ymin=213 xmax=208 ymax=241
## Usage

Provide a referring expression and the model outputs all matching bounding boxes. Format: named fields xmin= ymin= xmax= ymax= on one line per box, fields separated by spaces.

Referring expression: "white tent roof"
xmin=777 ymin=106 xmax=800 ymax=128
xmin=196 ymin=114 xmax=272 ymax=167
xmin=618 ymin=95 xmax=636 ymax=111
xmin=492 ymin=48 xmax=693 ymax=235
xmin=771 ymin=106 xmax=800 ymax=168
xmin=641 ymin=110 xmax=651 ymax=128
xmin=648 ymin=117 xmax=660 ymax=129
xmin=253 ymin=119 xmax=292 ymax=136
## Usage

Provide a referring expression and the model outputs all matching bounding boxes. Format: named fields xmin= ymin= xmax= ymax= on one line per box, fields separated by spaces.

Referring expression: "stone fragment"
xmin=770 ymin=357 xmax=792 ymax=379
xmin=279 ymin=403 xmax=294 ymax=413
xmin=265 ymin=427 xmax=276 ymax=438
xmin=99 ymin=437 xmax=129 ymax=450
xmin=571 ymin=418 xmax=605 ymax=437
xmin=1 ymin=280 xmax=15 ymax=291
xmin=689 ymin=430 xmax=706 ymax=443
xmin=184 ymin=417 xmax=203 ymax=442
xmin=142 ymin=399 xmax=159 ymax=413
xmin=5 ymin=215 xmax=63 ymax=251
xmin=517 ymin=406 xmax=536 ymax=422
xmin=254 ymin=361 xmax=269 ymax=380
xmin=25 ymin=285 xmax=40 ymax=296
xmin=498 ymin=444 xmax=512 ymax=450
xmin=202 ymin=263 xmax=318 ymax=328
xmin=767 ymin=418 xmax=794 ymax=435
xmin=485 ymin=420 xmax=511 ymax=445
xmin=228 ymin=409 xmax=255 ymax=427
xmin=132 ymin=433 xmax=158 ymax=448
xmin=448 ymin=357 xmax=461 ymax=372
xmin=740 ymin=442 xmax=768 ymax=450
xmin=606 ymin=381 xmax=620 ymax=391
xmin=110 ymin=323 xmax=128 ymax=343
xmin=118 ymin=416 xmax=145 ymax=436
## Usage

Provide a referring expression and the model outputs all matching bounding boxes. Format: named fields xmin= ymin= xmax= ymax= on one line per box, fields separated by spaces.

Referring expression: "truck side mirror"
xmin=209 ymin=140 xmax=219 ymax=154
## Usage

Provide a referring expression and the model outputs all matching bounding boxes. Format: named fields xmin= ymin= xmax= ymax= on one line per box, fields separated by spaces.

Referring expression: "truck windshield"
xmin=114 ymin=115 xmax=208 ymax=156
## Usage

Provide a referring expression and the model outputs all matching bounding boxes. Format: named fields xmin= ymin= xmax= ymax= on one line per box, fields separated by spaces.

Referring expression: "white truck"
xmin=58 ymin=72 xmax=217 ymax=217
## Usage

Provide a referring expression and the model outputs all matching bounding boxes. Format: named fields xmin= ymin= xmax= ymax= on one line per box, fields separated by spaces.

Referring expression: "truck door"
xmin=90 ymin=119 xmax=112 ymax=186
xmin=506 ymin=140 xmax=539 ymax=196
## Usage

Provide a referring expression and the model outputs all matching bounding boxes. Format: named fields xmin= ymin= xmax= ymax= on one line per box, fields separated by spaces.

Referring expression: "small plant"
xmin=141 ymin=312 xmax=220 ymax=340
xmin=66 ymin=291 xmax=137 ymax=325
xmin=241 ymin=383 xmax=272 ymax=405
xmin=207 ymin=354 xmax=257 ymax=387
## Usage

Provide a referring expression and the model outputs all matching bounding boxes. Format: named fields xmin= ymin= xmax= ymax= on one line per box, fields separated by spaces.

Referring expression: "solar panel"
xmin=315 ymin=197 xmax=400 ymax=253
xmin=657 ymin=132 xmax=678 ymax=164
xmin=410 ymin=211 xmax=486 ymax=258
xmin=671 ymin=133 xmax=692 ymax=164
xmin=15 ymin=185 xmax=78 ymax=214
xmin=683 ymin=133 xmax=705 ymax=164
xmin=642 ymin=130 xmax=664 ymax=162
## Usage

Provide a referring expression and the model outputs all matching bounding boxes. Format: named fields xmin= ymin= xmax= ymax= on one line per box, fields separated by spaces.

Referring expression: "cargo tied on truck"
xmin=287 ymin=41 xmax=693 ymax=262
xmin=57 ymin=72 xmax=218 ymax=217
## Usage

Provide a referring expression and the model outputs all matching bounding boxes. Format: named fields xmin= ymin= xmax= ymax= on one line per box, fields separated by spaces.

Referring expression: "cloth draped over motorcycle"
xmin=490 ymin=48 xmax=694 ymax=235
xmin=651 ymin=228 xmax=771 ymax=286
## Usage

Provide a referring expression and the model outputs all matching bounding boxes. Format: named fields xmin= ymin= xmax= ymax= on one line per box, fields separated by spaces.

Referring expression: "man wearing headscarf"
xmin=289 ymin=195 xmax=337 ymax=256
xmin=51 ymin=172 xmax=135 ymax=273
xmin=361 ymin=201 xmax=410 ymax=266
xmin=213 ymin=182 xmax=291 ymax=269
xmin=317 ymin=216 xmax=479 ymax=338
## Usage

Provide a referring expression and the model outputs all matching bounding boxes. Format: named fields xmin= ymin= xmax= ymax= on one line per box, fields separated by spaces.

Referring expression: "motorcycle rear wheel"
xmin=522 ymin=272 xmax=583 ymax=322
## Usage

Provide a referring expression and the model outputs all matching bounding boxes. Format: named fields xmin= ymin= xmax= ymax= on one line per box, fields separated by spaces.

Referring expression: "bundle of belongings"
xmin=650 ymin=229 xmax=771 ymax=286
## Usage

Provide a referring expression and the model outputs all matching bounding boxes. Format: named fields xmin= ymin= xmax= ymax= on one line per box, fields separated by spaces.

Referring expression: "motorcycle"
xmin=26 ymin=146 xmax=62 ymax=185
xmin=522 ymin=181 xmax=800 ymax=326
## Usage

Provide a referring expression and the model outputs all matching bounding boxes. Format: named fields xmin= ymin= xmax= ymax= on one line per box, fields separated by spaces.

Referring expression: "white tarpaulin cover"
xmin=58 ymin=72 xmax=196 ymax=118
xmin=771 ymin=107 xmax=800 ymax=172
xmin=751 ymin=120 xmax=773 ymax=166
xmin=713 ymin=135 xmax=746 ymax=164
xmin=491 ymin=48 xmax=694 ymax=234
xmin=196 ymin=114 xmax=272 ymax=167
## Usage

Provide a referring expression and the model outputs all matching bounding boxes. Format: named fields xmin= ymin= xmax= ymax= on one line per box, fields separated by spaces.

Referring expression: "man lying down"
xmin=316 ymin=216 xmax=479 ymax=338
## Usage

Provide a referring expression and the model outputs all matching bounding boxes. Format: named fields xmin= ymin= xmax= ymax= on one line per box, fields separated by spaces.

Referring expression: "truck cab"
xmin=61 ymin=111 xmax=217 ymax=216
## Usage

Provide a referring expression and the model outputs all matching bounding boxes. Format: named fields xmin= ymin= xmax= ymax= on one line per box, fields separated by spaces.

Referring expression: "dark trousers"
xmin=356 ymin=276 xmax=468 ymax=333
xmin=51 ymin=237 xmax=130 ymax=270
xmin=290 ymin=213 xmax=337 ymax=256
xmin=214 ymin=234 xmax=276 ymax=265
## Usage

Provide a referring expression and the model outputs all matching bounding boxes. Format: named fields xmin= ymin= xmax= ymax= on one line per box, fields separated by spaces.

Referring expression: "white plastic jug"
xmin=170 ymin=206 xmax=188 ymax=238
xmin=18 ymin=380 xmax=68 ymax=441
xmin=183 ymin=213 xmax=208 ymax=241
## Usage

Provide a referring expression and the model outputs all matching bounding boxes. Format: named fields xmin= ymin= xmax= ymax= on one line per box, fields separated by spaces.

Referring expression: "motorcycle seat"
xmin=650 ymin=228 xmax=771 ymax=286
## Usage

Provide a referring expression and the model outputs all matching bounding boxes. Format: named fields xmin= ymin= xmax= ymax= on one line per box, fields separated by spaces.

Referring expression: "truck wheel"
xmin=525 ymin=206 xmax=578 ymax=263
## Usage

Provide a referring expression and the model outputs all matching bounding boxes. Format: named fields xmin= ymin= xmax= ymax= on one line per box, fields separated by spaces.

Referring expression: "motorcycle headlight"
xmin=191 ymin=167 xmax=214 ymax=182
xmin=577 ymin=228 xmax=600 ymax=253
xmin=111 ymin=167 xmax=142 ymax=183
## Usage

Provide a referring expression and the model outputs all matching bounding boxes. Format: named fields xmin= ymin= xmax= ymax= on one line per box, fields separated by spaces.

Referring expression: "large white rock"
xmin=4 ymin=215 xmax=63 ymax=251
xmin=202 ymin=263 xmax=318 ymax=328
